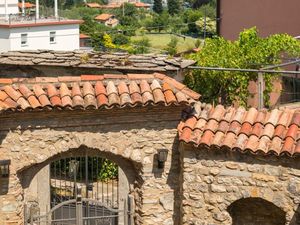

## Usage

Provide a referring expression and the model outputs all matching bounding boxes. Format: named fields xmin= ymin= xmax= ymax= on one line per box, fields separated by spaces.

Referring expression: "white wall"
xmin=0 ymin=23 xmax=80 ymax=52
xmin=0 ymin=0 xmax=19 ymax=18
xmin=0 ymin=27 xmax=10 ymax=52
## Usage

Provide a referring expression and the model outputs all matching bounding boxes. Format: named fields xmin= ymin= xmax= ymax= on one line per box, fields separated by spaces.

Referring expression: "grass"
xmin=131 ymin=33 xmax=199 ymax=54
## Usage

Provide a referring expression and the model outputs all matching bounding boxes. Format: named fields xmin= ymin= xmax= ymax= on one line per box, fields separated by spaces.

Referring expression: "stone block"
xmin=211 ymin=184 xmax=226 ymax=193
xmin=252 ymin=173 xmax=276 ymax=182
xmin=219 ymin=168 xmax=251 ymax=178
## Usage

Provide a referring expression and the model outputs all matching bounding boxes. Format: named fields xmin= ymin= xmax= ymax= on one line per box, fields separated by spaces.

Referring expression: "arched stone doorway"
xmin=20 ymin=147 xmax=139 ymax=225
xmin=227 ymin=197 xmax=286 ymax=225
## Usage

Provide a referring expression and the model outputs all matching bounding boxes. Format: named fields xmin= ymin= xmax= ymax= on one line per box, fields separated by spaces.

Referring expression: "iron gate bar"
xmin=29 ymin=154 xmax=123 ymax=225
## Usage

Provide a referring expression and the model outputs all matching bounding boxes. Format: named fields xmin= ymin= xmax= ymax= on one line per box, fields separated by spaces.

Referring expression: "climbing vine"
xmin=186 ymin=27 xmax=300 ymax=107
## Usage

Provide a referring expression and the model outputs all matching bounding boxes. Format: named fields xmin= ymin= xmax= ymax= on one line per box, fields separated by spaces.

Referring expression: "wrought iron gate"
xmin=25 ymin=155 xmax=132 ymax=225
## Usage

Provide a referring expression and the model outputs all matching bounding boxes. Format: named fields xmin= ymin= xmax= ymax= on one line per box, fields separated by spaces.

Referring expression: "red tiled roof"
xmin=18 ymin=2 xmax=35 ymax=8
xmin=0 ymin=73 xmax=200 ymax=113
xmin=95 ymin=13 xmax=113 ymax=21
xmin=80 ymin=33 xmax=90 ymax=39
xmin=86 ymin=2 xmax=101 ymax=8
xmin=134 ymin=2 xmax=150 ymax=8
xmin=107 ymin=18 xmax=119 ymax=26
xmin=178 ymin=102 xmax=300 ymax=157
xmin=99 ymin=3 xmax=121 ymax=9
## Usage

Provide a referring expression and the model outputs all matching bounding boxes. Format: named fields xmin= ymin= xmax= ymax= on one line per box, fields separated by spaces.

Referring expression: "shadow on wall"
xmin=151 ymin=136 xmax=182 ymax=225
xmin=0 ymin=132 xmax=9 ymax=195
xmin=290 ymin=205 xmax=300 ymax=225
xmin=227 ymin=197 xmax=286 ymax=225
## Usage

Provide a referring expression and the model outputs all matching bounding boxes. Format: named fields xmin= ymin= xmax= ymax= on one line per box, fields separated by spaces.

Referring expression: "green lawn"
xmin=131 ymin=33 xmax=199 ymax=54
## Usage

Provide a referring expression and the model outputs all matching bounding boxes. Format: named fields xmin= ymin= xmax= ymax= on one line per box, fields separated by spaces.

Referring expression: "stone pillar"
xmin=27 ymin=165 xmax=50 ymax=216
xmin=118 ymin=166 xmax=129 ymax=225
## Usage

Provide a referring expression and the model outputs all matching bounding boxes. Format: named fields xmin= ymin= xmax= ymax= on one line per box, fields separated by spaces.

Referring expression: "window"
xmin=50 ymin=31 xmax=56 ymax=44
xmin=21 ymin=33 xmax=27 ymax=46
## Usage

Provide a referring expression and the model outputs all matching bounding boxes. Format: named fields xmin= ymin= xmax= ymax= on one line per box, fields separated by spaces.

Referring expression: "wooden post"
xmin=258 ymin=71 xmax=264 ymax=109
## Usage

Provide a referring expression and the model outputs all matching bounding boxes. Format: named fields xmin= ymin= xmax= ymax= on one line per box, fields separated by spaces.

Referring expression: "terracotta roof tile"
xmin=274 ymin=124 xmax=286 ymax=139
xmin=47 ymin=84 xmax=62 ymax=107
xmin=178 ymin=101 xmax=300 ymax=157
xmin=59 ymin=83 xmax=72 ymax=108
xmin=71 ymin=83 xmax=84 ymax=109
xmin=19 ymin=84 xmax=41 ymax=109
xmin=129 ymin=81 xmax=142 ymax=105
xmin=83 ymin=82 xmax=97 ymax=109
xmin=33 ymin=84 xmax=51 ymax=107
xmin=244 ymin=107 xmax=258 ymax=125
xmin=0 ymin=73 xmax=199 ymax=113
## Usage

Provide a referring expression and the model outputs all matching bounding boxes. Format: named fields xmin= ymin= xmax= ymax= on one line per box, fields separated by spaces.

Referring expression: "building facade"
xmin=0 ymin=21 xmax=82 ymax=52
xmin=0 ymin=0 xmax=18 ymax=19
xmin=0 ymin=73 xmax=299 ymax=225
xmin=217 ymin=0 xmax=300 ymax=40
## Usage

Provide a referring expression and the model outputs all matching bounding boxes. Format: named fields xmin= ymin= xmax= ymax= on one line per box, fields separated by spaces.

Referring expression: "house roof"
xmin=0 ymin=50 xmax=196 ymax=73
xmin=0 ymin=19 xmax=83 ymax=28
xmin=80 ymin=33 xmax=90 ymax=39
xmin=86 ymin=2 xmax=101 ymax=8
xmin=99 ymin=3 xmax=121 ymax=9
xmin=0 ymin=73 xmax=200 ymax=113
xmin=134 ymin=2 xmax=150 ymax=8
xmin=178 ymin=102 xmax=300 ymax=157
xmin=18 ymin=2 xmax=35 ymax=8
xmin=107 ymin=18 xmax=119 ymax=26
xmin=95 ymin=13 xmax=113 ymax=21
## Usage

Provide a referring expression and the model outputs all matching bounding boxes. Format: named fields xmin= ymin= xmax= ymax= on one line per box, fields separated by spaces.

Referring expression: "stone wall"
xmin=181 ymin=144 xmax=300 ymax=225
xmin=0 ymin=106 xmax=185 ymax=225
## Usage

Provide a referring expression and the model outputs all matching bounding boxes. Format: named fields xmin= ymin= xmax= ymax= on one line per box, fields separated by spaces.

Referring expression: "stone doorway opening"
xmin=227 ymin=197 xmax=286 ymax=225
xmin=22 ymin=148 xmax=134 ymax=225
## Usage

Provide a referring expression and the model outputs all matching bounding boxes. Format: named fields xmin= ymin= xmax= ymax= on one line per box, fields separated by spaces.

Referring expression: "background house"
xmin=95 ymin=13 xmax=119 ymax=27
xmin=217 ymin=0 xmax=300 ymax=40
xmin=0 ymin=0 xmax=82 ymax=52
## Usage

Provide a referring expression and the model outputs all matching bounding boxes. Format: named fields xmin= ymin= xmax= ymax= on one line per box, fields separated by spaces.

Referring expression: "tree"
xmin=116 ymin=3 xmax=137 ymax=17
xmin=131 ymin=37 xmax=151 ymax=54
xmin=153 ymin=0 xmax=163 ymax=14
xmin=112 ymin=33 xmax=130 ymax=45
xmin=183 ymin=9 xmax=202 ymax=34
xmin=152 ymin=12 xmax=169 ymax=32
xmin=165 ymin=36 xmax=178 ymax=56
xmin=185 ymin=27 xmax=300 ymax=107
xmin=103 ymin=33 xmax=116 ymax=49
xmin=167 ymin=0 xmax=180 ymax=15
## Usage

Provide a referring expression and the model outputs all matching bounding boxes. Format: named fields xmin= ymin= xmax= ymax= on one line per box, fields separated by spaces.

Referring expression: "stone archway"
xmin=19 ymin=146 xmax=141 ymax=225
xmin=227 ymin=197 xmax=286 ymax=225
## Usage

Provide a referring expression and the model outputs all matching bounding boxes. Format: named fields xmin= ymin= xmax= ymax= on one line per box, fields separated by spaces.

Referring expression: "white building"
xmin=0 ymin=20 xmax=82 ymax=52
xmin=0 ymin=0 xmax=19 ymax=19
xmin=0 ymin=0 xmax=82 ymax=52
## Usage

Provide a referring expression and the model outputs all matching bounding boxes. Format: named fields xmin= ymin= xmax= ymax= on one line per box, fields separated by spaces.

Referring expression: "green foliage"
xmin=61 ymin=7 xmax=101 ymax=19
xmin=103 ymin=33 xmax=116 ymax=49
xmin=152 ymin=12 xmax=169 ymax=32
xmin=186 ymin=27 xmax=300 ymax=107
xmin=167 ymin=0 xmax=180 ymax=15
xmin=112 ymin=33 xmax=130 ymax=45
xmin=98 ymin=159 xmax=118 ymax=182
xmin=153 ymin=0 xmax=163 ymax=14
xmin=131 ymin=37 xmax=151 ymax=54
xmin=194 ymin=39 xmax=201 ymax=48
xmin=195 ymin=16 xmax=216 ymax=36
xmin=183 ymin=9 xmax=202 ymax=34
xmin=122 ymin=3 xmax=138 ymax=16
xmin=165 ymin=36 xmax=178 ymax=55
xmin=169 ymin=15 xmax=184 ymax=34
